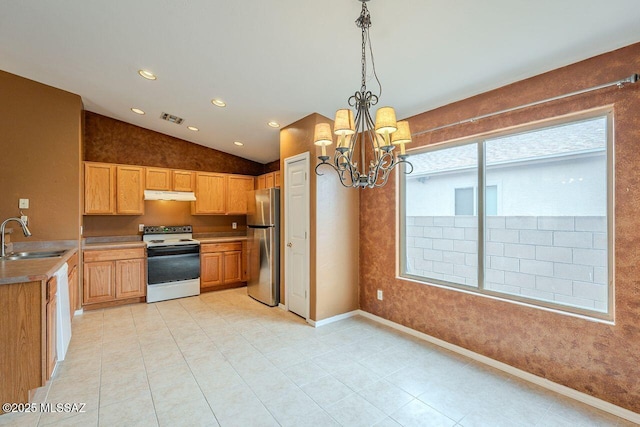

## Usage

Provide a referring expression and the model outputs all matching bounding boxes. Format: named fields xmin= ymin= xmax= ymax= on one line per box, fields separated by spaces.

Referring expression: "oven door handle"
xmin=147 ymin=244 xmax=200 ymax=257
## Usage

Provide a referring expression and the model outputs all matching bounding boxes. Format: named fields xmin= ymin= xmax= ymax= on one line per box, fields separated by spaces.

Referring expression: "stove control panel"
xmin=143 ymin=225 xmax=192 ymax=234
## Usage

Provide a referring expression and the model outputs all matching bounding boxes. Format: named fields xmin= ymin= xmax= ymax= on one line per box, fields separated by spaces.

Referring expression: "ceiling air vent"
xmin=160 ymin=112 xmax=184 ymax=125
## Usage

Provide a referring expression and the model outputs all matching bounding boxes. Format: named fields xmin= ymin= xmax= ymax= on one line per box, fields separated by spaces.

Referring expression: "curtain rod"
xmin=412 ymin=73 xmax=639 ymax=137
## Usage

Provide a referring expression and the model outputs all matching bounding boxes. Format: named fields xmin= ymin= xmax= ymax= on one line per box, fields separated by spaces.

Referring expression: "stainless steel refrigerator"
xmin=246 ymin=188 xmax=280 ymax=306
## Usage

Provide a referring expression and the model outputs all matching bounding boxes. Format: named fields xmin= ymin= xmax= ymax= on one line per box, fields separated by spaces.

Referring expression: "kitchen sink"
xmin=1 ymin=250 xmax=66 ymax=261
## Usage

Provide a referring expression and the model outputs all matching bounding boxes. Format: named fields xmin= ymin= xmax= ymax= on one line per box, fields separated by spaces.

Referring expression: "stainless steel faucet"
xmin=1 ymin=217 xmax=32 ymax=257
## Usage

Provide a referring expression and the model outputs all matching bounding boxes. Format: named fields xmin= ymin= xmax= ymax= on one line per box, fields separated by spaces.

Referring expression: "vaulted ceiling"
xmin=2 ymin=1 xmax=639 ymax=163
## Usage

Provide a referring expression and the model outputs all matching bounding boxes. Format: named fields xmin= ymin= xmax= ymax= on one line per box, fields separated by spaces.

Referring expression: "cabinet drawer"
xmin=83 ymin=247 xmax=145 ymax=262
xmin=201 ymin=242 xmax=242 ymax=253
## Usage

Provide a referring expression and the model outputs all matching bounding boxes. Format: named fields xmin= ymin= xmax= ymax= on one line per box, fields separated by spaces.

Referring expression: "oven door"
xmin=147 ymin=244 xmax=200 ymax=285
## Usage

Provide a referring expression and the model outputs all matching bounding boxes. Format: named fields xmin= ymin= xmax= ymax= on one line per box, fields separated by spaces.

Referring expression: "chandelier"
xmin=314 ymin=0 xmax=413 ymax=189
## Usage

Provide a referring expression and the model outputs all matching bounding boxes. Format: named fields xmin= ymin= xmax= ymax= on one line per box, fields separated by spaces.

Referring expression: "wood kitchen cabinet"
xmin=146 ymin=167 xmax=172 ymax=190
xmin=145 ymin=167 xmax=195 ymax=192
xmin=116 ymin=165 xmax=145 ymax=214
xmin=84 ymin=162 xmax=144 ymax=215
xmin=193 ymin=172 xmax=226 ymax=214
xmin=265 ymin=173 xmax=275 ymax=189
xmin=227 ymin=175 xmax=255 ymax=214
xmin=201 ymin=242 xmax=245 ymax=292
xmin=83 ymin=247 xmax=146 ymax=307
xmin=0 ymin=279 xmax=57 ymax=410
xmin=173 ymin=170 xmax=195 ymax=191
xmin=255 ymin=171 xmax=280 ymax=190
xmin=84 ymin=162 xmax=115 ymax=214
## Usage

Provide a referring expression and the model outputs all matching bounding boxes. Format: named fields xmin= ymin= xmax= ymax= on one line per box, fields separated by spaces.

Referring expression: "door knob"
xmin=287 ymin=242 xmax=293 ymax=247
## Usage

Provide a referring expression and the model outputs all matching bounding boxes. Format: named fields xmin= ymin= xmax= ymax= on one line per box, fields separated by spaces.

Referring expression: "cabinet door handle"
xmin=286 ymin=242 xmax=293 ymax=247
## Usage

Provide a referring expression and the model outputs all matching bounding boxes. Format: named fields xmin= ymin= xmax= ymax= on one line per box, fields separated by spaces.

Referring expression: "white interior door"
xmin=285 ymin=153 xmax=310 ymax=319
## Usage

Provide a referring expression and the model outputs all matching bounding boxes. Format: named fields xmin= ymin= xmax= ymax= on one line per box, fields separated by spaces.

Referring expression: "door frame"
xmin=283 ymin=152 xmax=311 ymax=321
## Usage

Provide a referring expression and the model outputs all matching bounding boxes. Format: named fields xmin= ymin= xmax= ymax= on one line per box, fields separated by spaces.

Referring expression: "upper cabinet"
xmin=116 ymin=165 xmax=145 ymax=215
xmin=145 ymin=167 xmax=195 ymax=192
xmin=85 ymin=162 xmax=115 ymax=214
xmin=255 ymin=171 xmax=281 ymax=190
xmin=193 ymin=172 xmax=226 ymax=214
xmin=173 ymin=170 xmax=195 ymax=192
xmin=85 ymin=161 xmax=254 ymax=216
xmin=227 ymin=175 xmax=255 ymax=214
xmin=145 ymin=168 xmax=171 ymax=190
xmin=85 ymin=162 xmax=144 ymax=215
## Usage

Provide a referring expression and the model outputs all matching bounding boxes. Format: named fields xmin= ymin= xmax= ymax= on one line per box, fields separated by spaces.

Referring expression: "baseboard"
xmin=357 ymin=310 xmax=640 ymax=424
xmin=278 ymin=303 xmax=287 ymax=311
xmin=309 ymin=310 xmax=359 ymax=328
xmin=74 ymin=308 xmax=83 ymax=316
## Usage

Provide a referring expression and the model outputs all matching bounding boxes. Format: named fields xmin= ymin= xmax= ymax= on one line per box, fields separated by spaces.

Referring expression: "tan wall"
xmin=315 ymin=162 xmax=359 ymax=320
xmin=280 ymin=113 xmax=359 ymax=321
xmin=83 ymin=202 xmax=246 ymax=237
xmin=0 ymin=70 xmax=82 ymax=242
xmin=359 ymin=43 xmax=640 ymax=412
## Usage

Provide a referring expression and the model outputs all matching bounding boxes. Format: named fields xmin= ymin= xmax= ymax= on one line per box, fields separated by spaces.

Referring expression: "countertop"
xmin=0 ymin=235 xmax=247 ymax=285
xmin=0 ymin=246 xmax=78 ymax=285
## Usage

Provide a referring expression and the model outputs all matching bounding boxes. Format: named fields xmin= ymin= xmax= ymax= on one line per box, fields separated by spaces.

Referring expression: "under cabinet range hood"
xmin=144 ymin=190 xmax=196 ymax=201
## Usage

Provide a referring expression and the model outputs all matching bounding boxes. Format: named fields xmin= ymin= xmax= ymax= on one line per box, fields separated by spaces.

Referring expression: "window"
xmin=455 ymin=185 xmax=498 ymax=215
xmin=400 ymin=112 xmax=611 ymax=318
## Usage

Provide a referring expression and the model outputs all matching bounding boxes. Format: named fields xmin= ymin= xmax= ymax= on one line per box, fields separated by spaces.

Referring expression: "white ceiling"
xmin=2 ymin=1 xmax=640 ymax=164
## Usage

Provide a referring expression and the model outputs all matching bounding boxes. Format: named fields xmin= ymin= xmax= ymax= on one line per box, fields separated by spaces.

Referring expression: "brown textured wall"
xmin=82 ymin=201 xmax=246 ymax=237
xmin=264 ymin=159 xmax=280 ymax=174
xmin=84 ymin=112 xmax=264 ymax=176
xmin=360 ymin=43 xmax=640 ymax=412
xmin=0 ymin=70 xmax=82 ymax=242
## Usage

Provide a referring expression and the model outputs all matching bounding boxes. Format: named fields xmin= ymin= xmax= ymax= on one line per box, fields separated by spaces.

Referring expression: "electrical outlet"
xmin=377 ymin=290 xmax=383 ymax=300
xmin=19 ymin=199 xmax=29 ymax=209
xmin=138 ymin=224 xmax=145 ymax=232
xmin=20 ymin=215 xmax=28 ymax=225
xmin=232 ymin=222 xmax=237 ymax=229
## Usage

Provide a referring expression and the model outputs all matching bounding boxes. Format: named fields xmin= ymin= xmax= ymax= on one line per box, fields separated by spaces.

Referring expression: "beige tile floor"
xmin=0 ymin=287 xmax=634 ymax=427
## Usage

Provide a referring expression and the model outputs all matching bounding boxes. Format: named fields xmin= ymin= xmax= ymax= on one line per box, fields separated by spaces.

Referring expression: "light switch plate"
xmin=232 ymin=222 xmax=237 ymax=229
xmin=19 ymin=199 xmax=29 ymax=209
xmin=377 ymin=290 xmax=383 ymax=300
xmin=139 ymin=224 xmax=145 ymax=232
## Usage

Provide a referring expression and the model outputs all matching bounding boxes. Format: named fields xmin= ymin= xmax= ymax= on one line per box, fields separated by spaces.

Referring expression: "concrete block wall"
xmin=406 ymin=216 xmax=608 ymax=311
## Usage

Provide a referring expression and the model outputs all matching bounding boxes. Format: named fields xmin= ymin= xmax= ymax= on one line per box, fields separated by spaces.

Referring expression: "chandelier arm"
xmin=315 ymin=160 xmax=358 ymax=188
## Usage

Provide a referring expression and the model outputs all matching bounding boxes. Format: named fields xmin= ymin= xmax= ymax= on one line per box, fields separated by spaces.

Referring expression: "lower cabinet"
xmin=83 ymin=248 xmax=146 ymax=306
xmin=201 ymin=242 xmax=245 ymax=291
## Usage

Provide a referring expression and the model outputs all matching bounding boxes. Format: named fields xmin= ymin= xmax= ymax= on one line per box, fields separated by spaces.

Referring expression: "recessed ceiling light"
xmin=138 ymin=69 xmax=157 ymax=80
xmin=187 ymin=126 xmax=199 ymax=132
xmin=211 ymin=98 xmax=226 ymax=108
xmin=131 ymin=108 xmax=145 ymax=115
xmin=267 ymin=121 xmax=280 ymax=128
xmin=233 ymin=141 xmax=244 ymax=146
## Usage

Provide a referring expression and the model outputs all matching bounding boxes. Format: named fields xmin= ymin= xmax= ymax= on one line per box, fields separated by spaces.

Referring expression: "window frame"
xmin=398 ymin=107 xmax=614 ymax=321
